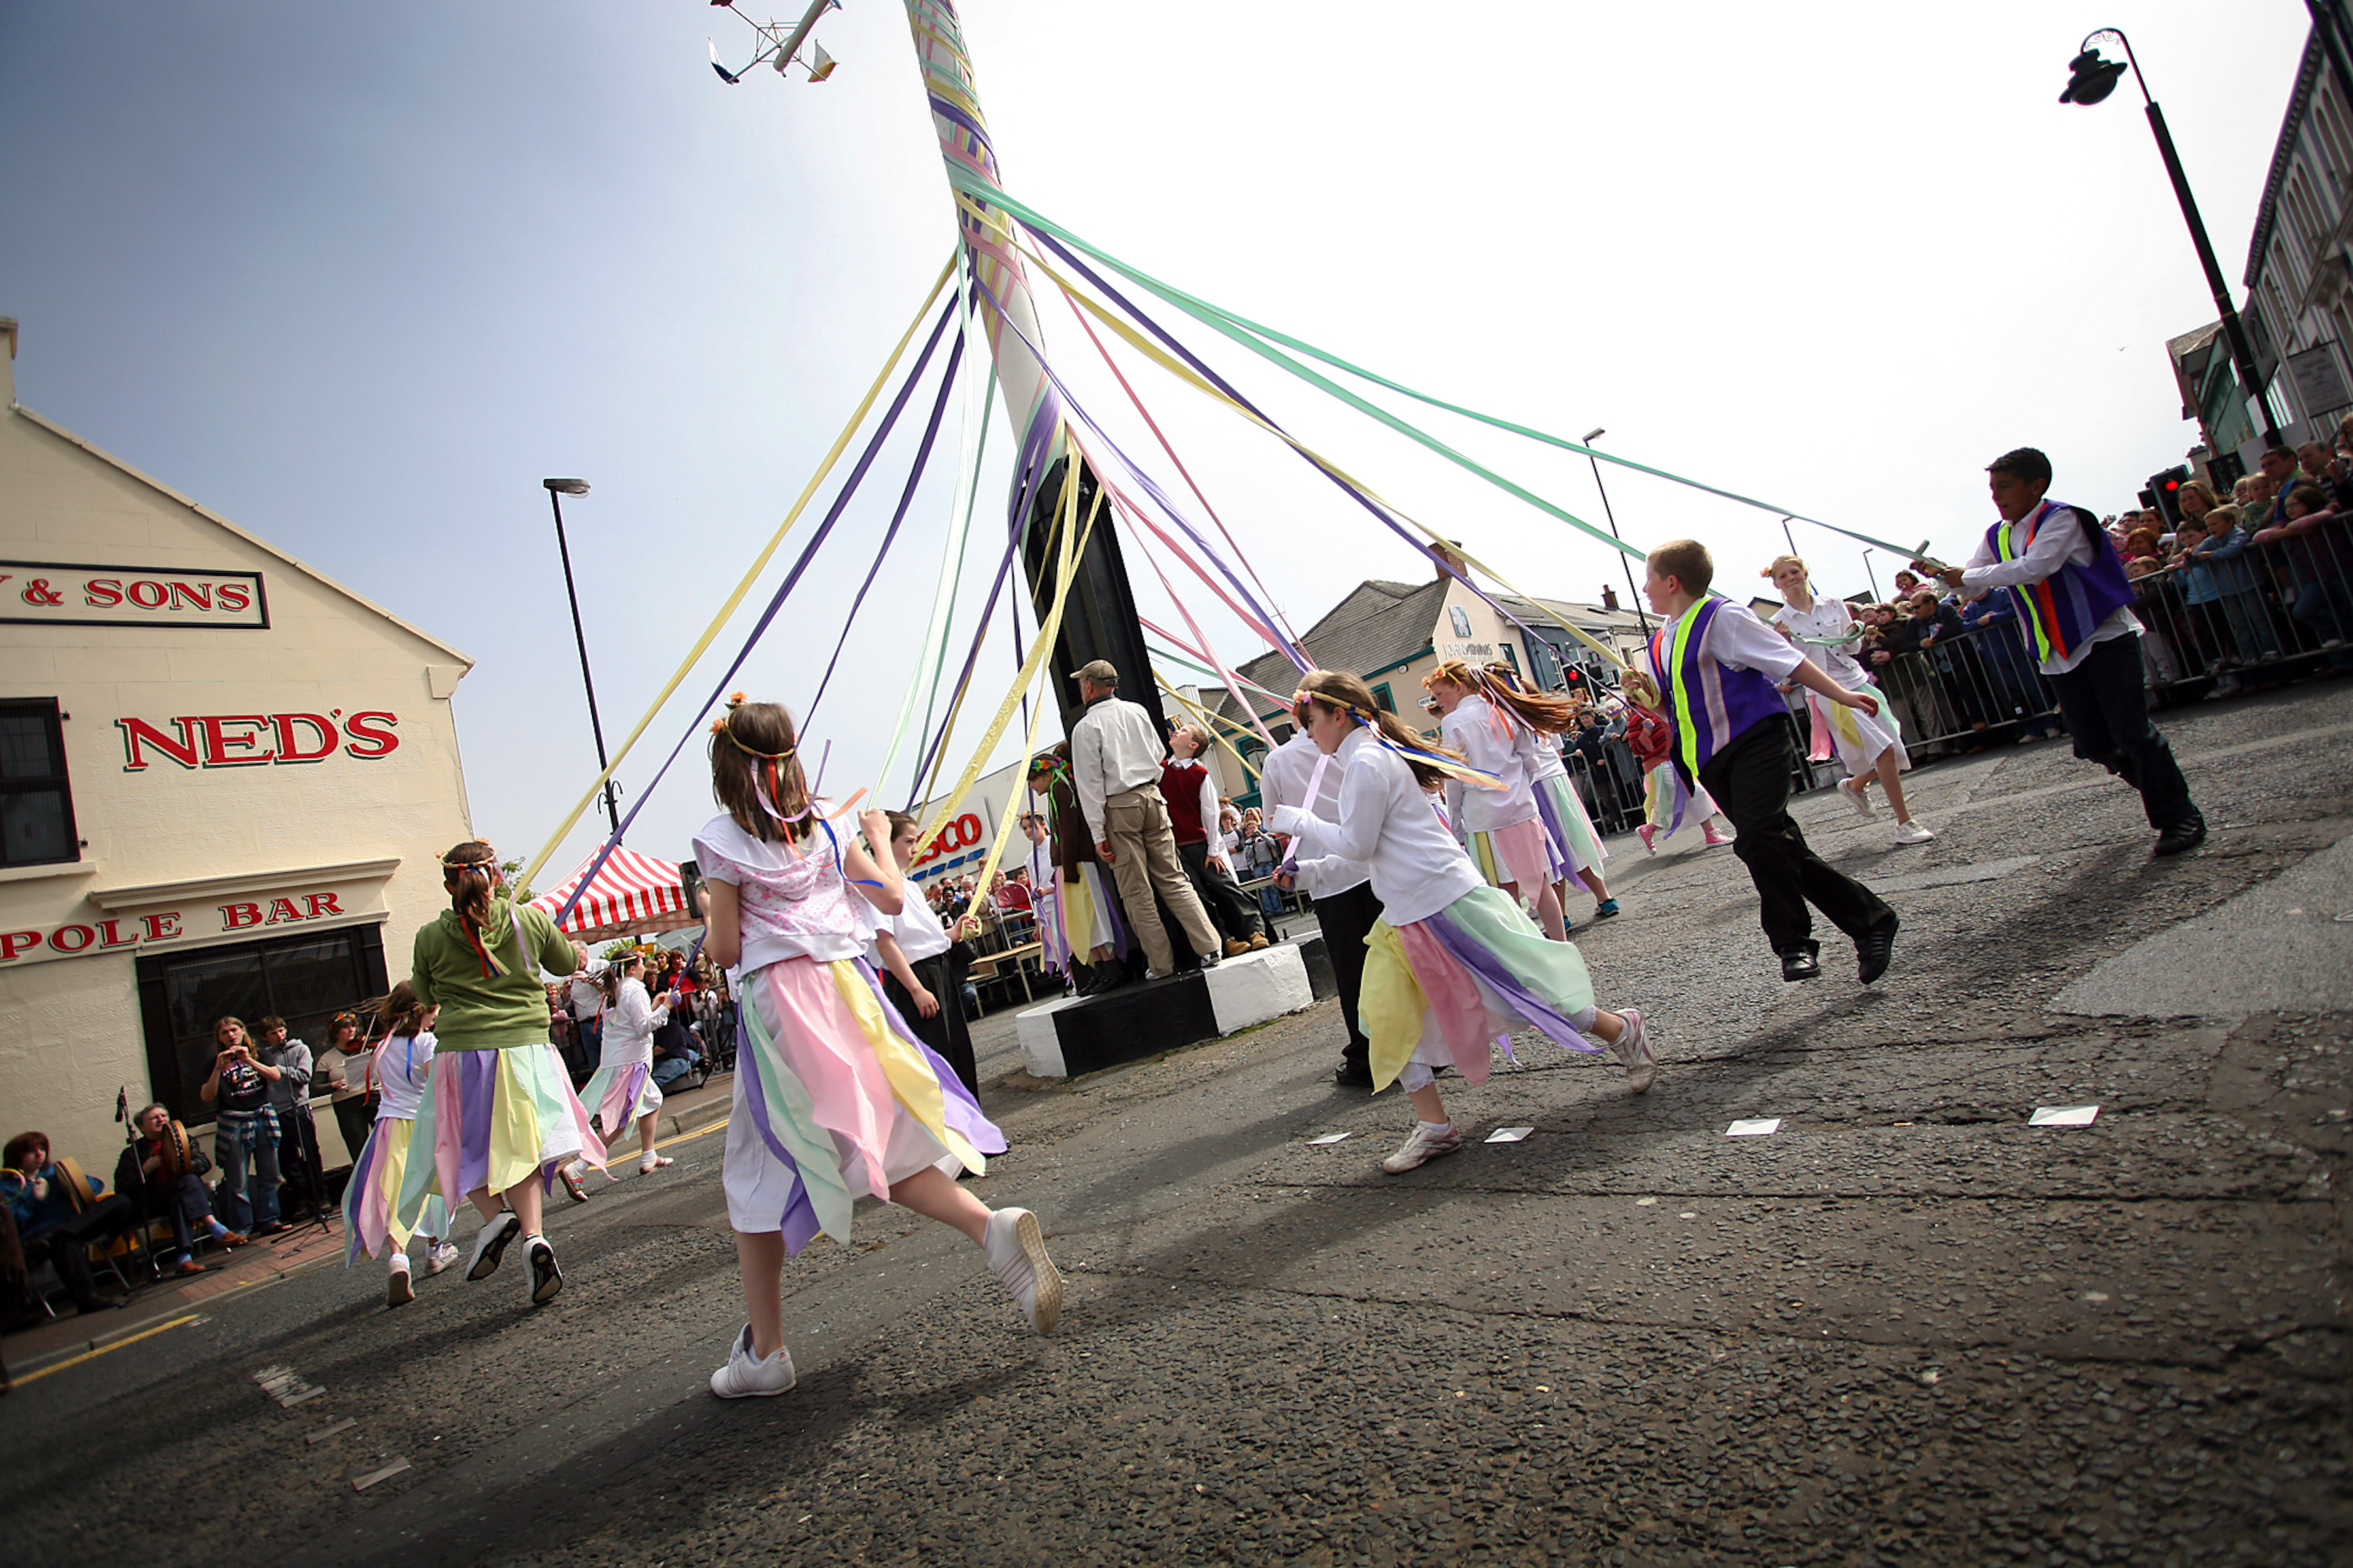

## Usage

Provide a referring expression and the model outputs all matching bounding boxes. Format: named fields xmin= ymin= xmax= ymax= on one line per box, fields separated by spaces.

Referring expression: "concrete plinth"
xmin=1016 ymin=942 xmax=1316 ymax=1078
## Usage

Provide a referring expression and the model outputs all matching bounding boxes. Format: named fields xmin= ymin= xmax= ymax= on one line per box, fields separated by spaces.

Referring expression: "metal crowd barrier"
xmin=1853 ymin=518 xmax=2353 ymax=756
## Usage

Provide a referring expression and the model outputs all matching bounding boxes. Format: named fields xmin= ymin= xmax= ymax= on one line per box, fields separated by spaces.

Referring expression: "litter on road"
xmin=2028 ymin=1104 xmax=2101 ymax=1127
xmin=1726 ymin=1118 xmax=1782 ymax=1137
xmin=1484 ymin=1126 xmax=1533 ymax=1143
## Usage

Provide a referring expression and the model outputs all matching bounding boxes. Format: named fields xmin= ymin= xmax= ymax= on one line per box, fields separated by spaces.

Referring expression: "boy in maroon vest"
xmin=1646 ymin=540 xmax=1899 ymax=983
xmin=1926 ymin=448 xmax=2204 ymax=856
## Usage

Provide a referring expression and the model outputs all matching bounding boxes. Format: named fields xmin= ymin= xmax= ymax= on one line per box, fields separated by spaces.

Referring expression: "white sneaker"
xmin=1838 ymin=777 xmax=1877 ymax=819
xmin=710 ymin=1324 xmax=797 ymax=1399
xmin=1382 ymin=1123 xmax=1463 ymax=1173
xmin=527 ymin=1237 xmax=563 ymax=1306
xmin=639 ymin=1153 xmax=674 ymax=1175
xmin=1607 ymin=1007 xmax=1658 ymax=1093
xmin=387 ymin=1259 xmax=414 ymax=1307
xmin=425 ymin=1241 xmax=460 ymax=1276
xmin=1892 ymin=818 xmax=1936 ymax=846
xmin=984 ymin=1207 xmax=1063 ymax=1335
xmin=465 ymin=1210 xmax=520 ymax=1281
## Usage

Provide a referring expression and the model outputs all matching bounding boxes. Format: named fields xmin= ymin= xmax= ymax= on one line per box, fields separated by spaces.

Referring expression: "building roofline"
xmin=2246 ymin=30 xmax=2328 ymax=291
xmin=8 ymin=401 xmax=475 ymax=668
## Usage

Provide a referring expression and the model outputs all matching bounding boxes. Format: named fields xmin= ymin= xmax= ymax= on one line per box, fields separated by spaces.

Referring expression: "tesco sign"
xmin=912 ymin=812 xmax=986 ymax=869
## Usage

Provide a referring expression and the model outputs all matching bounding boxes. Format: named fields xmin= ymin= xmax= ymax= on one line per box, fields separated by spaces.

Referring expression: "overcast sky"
xmin=0 ymin=1 xmax=2312 ymax=882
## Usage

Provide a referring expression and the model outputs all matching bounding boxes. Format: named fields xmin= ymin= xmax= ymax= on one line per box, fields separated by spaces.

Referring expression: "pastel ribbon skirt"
xmin=726 ymin=954 xmax=1007 ymax=1254
xmin=1356 ymin=884 xmax=1607 ymax=1092
xmin=343 ymin=1113 xmax=448 ymax=1262
xmin=397 ymin=1043 xmax=607 ymax=1227
xmin=1530 ymin=772 xmax=1609 ymax=877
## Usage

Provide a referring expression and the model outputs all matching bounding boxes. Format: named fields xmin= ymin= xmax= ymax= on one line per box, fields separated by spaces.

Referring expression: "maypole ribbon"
xmin=954 ymin=173 xmax=1909 ymax=565
xmin=522 ymin=254 xmax=956 ymax=892
xmin=1003 ymin=224 xmax=1631 ymax=673
xmin=1154 ymin=676 xmax=1264 ymax=782
xmin=973 ymin=209 xmax=1631 ymax=673
xmin=541 ymin=288 xmax=962 ymax=927
xmin=880 ymin=253 xmax=998 ymax=793
xmin=914 ymin=457 xmax=1104 ymax=848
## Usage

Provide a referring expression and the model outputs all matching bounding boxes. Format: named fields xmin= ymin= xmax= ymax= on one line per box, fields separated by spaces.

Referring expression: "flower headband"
xmin=710 ymin=693 xmax=797 ymax=759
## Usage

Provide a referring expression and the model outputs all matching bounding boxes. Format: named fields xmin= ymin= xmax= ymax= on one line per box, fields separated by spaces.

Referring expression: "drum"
xmin=155 ymin=1120 xmax=197 ymax=1181
xmin=52 ymin=1155 xmax=105 ymax=1210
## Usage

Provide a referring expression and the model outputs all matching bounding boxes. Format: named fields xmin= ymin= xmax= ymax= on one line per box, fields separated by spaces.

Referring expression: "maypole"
xmin=900 ymin=0 xmax=1171 ymax=742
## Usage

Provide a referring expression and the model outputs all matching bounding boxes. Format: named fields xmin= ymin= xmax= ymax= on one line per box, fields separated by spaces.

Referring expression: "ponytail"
xmin=1475 ymin=661 xmax=1580 ymax=735
xmin=440 ymin=841 xmax=499 ymax=933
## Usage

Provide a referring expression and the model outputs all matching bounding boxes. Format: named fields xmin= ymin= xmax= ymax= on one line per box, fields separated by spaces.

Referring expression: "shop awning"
xmin=528 ymin=847 xmax=695 ymax=944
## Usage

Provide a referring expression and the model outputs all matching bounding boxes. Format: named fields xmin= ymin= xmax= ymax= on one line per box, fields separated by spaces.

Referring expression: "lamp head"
xmin=2060 ymin=48 xmax=2127 ymax=106
xmin=1583 ymin=427 xmax=1607 ymax=444
xmin=543 ymin=478 xmax=590 ymax=496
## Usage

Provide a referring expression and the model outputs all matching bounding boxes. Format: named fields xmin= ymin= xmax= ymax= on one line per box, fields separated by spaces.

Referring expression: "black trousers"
xmin=276 ymin=1103 xmax=322 ymax=1212
xmin=1309 ymin=879 xmax=1385 ymax=1071
xmin=1178 ymin=839 xmax=1265 ymax=943
xmin=1697 ymin=720 xmax=1894 ymax=954
xmin=887 ymin=950 xmax=978 ymax=1097
xmin=30 ymin=1197 xmax=132 ymax=1305
xmin=142 ymin=1174 xmax=218 ymax=1256
xmin=2048 ymin=633 xmax=2201 ymax=832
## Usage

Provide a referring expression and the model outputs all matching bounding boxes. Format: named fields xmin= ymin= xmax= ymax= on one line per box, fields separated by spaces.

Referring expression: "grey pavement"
xmin=3 ymin=681 xmax=2348 ymax=1567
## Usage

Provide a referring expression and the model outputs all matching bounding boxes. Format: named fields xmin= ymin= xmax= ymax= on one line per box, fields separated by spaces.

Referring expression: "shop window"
xmin=1371 ymin=683 xmax=1396 ymax=712
xmin=136 ymin=924 xmax=388 ymax=1123
xmin=0 ymin=700 xmax=77 ymax=867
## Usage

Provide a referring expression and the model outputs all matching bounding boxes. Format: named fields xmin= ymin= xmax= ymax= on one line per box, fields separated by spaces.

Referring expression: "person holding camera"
xmin=201 ymin=1016 xmax=289 ymax=1237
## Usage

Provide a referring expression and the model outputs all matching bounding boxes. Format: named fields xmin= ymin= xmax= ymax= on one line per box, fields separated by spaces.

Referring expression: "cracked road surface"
xmin=3 ymin=686 xmax=2347 ymax=1566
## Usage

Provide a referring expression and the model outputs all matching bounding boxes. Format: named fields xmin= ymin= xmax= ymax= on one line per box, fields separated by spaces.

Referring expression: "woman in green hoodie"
xmin=397 ymin=841 xmax=607 ymax=1306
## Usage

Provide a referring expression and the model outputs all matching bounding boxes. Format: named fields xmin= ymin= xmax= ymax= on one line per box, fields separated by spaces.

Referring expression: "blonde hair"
xmin=1763 ymin=553 xmax=1805 ymax=580
xmin=1647 ymin=539 xmax=1714 ymax=596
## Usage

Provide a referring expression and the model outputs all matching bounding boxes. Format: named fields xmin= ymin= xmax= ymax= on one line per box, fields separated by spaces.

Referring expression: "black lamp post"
xmin=2061 ymin=29 xmax=2284 ymax=449
xmin=543 ymin=478 xmax=622 ymax=838
xmin=1582 ymin=428 xmax=1651 ymax=635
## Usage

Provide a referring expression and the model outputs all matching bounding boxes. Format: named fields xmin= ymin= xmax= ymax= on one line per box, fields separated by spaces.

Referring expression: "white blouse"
xmin=1439 ymin=693 xmax=1535 ymax=833
xmin=1773 ymin=594 xmax=1871 ymax=689
xmin=1269 ymin=727 xmax=1483 ymax=927
xmin=599 ymin=977 xmax=668 ymax=1069
xmin=873 ymin=895 xmax=953 ymax=964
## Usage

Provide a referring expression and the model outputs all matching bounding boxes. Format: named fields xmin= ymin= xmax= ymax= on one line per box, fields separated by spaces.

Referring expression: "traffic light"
xmin=2148 ymin=465 xmax=2190 ymax=527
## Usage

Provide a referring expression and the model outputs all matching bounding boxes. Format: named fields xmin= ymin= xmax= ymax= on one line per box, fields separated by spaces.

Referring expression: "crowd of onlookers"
xmin=548 ymin=941 xmax=733 ymax=1090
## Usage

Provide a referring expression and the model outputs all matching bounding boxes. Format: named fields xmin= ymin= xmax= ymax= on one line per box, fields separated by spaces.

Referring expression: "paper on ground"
xmin=1308 ymin=1132 xmax=1352 ymax=1145
xmin=1725 ymin=1118 xmax=1782 ymax=1137
xmin=2028 ymin=1104 xmax=2100 ymax=1127
xmin=1485 ymin=1126 xmax=1534 ymax=1143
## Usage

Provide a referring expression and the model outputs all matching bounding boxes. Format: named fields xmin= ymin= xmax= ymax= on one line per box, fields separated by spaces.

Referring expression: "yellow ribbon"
xmin=522 ymin=254 xmax=958 ymax=890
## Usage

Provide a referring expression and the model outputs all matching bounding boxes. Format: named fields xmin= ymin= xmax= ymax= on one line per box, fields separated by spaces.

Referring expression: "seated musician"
xmin=1 ymin=1130 xmax=127 ymax=1315
xmin=115 ymin=1105 xmax=247 ymax=1276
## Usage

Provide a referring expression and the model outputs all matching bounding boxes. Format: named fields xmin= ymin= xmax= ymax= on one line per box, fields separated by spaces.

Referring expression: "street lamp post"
xmin=2062 ymin=29 xmax=2284 ymax=449
xmin=1581 ymin=429 xmax=1652 ymax=635
xmin=1860 ymin=548 xmax=1882 ymax=602
xmin=543 ymin=478 xmax=622 ymax=839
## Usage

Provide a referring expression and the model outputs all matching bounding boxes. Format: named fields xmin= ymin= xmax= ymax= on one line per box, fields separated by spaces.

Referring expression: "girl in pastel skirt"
xmin=1422 ymin=659 xmax=1571 ymax=941
xmin=1622 ymin=671 xmax=1735 ymax=852
xmin=695 ymin=697 xmax=1063 ymax=1400
xmin=1478 ymin=661 xmax=1624 ymax=922
xmin=1269 ymin=672 xmax=1659 ymax=1176
xmin=397 ymin=843 xmax=608 ymax=1307
xmin=1766 ymin=555 xmax=1934 ymax=846
xmin=567 ymin=951 xmax=672 ymax=1183
xmin=342 ymin=982 xmax=456 ymax=1306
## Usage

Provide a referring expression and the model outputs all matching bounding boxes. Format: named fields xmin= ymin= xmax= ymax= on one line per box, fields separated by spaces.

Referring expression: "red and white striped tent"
xmin=528 ymin=847 xmax=695 ymax=944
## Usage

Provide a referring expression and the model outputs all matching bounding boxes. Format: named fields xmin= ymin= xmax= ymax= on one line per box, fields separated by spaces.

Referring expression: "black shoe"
xmin=73 ymin=1295 xmax=124 ymax=1315
xmin=1334 ymin=1062 xmax=1375 ymax=1090
xmin=2153 ymin=820 xmax=2207 ymax=857
xmin=1778 ymin=942 xmax=1822 ymax=982
xmin=528 ymin=1240 xmax=563 ymax=1306
xmin=1856 ymin=914 xmax=1899 ymax=986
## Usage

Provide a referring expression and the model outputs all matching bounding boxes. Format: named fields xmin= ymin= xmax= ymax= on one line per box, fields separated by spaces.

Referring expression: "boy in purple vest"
xmin=1926 ymin=448 xmax=2205 ymax=857
xmin=1645 ymin=540 xmax=1901 ymax=984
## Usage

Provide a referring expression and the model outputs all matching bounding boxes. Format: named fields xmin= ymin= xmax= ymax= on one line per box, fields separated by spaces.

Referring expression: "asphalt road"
xmin=3 ymin=682 xmax=2347 ymax=1567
